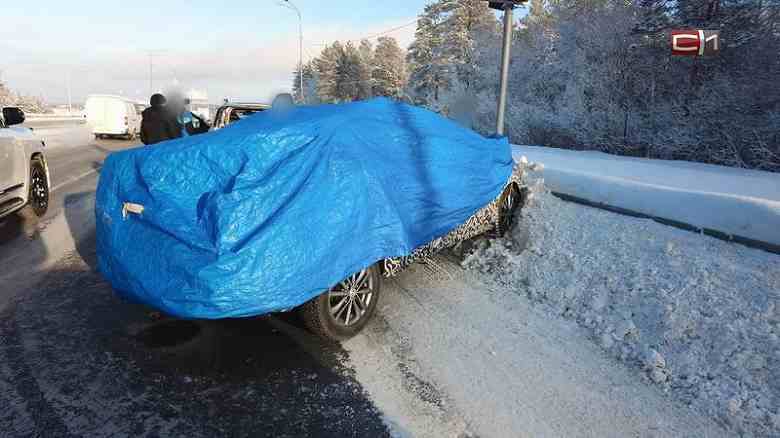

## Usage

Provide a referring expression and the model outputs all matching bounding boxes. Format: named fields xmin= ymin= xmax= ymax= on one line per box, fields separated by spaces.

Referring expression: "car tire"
xmin=19 ymin=157 xmax=49 ymax=218
xmin=496 ymin=183 xmax=522 ymax=236
xmin=300 ymin=265 xmax=381 ymax=342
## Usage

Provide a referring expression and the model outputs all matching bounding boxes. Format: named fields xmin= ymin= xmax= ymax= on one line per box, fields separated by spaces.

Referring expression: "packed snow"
xmin=344 ymin=256 xmax=728 ymax=437
xmin=512 ymin=145 xmax=780 ymax=249
xmin=463 ymin=164 xmax=780 ymax=437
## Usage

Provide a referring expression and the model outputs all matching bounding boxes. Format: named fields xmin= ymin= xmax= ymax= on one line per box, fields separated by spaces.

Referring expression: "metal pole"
xmin=496 ymin=4 xmax=514 ymax=137
xmin=66 ymin=73 xmax=72 ymax=115
xmin=149 ymin=53 xmax=153 ymax=97
xmin=298 ymin=13 xmax=304 ymax=103
xmin=283 ymin=1 xmax=305 ymax=103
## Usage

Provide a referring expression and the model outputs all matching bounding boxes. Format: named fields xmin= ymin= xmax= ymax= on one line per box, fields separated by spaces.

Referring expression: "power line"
xmin=305 ymin=19 xmax=418 ymax=49
xmin=346 ymin=20 xmax=418 ymax=42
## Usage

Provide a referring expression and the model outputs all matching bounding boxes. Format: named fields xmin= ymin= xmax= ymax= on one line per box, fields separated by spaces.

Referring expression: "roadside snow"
xmin=463 ymin=171 xmax=780 ymax=437
xmin=512 ymin=145 xmax=780 ymax=248
xmin=345 ymin=260 xmax=728 ymax=437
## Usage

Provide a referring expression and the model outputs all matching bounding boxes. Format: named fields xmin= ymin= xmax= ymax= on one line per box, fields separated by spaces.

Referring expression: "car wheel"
xmin=21 ymin=158 xmax=49 ymax=217
xmin=496 ymin=183 xmax=522 ymax=236
xmin=300 ymin=265 xmax=381 ymax=341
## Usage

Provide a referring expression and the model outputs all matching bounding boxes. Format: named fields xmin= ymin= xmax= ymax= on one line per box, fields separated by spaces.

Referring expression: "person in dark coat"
xmin=140 ymin=94 xmax=181 ymax=145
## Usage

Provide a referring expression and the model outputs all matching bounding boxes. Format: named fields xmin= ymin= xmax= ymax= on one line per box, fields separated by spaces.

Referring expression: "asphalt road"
xmin=0 ymin=125 xmax=131 ymax=269
xmin=0 ymin=126 xmax=391 ymax=437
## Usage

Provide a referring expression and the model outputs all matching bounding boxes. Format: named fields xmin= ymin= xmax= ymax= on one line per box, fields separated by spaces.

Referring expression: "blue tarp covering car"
xmin=96 ymin=98 xmax=513 ymax=319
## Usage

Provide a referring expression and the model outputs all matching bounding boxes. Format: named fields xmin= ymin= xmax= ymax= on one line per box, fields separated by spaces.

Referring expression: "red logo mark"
xmin=671 ymin=30 xmax=720 ymax=56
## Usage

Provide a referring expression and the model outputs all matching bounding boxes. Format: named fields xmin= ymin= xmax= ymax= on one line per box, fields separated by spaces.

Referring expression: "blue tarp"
xmin=96 ymin=98 xmax=513 ymax=319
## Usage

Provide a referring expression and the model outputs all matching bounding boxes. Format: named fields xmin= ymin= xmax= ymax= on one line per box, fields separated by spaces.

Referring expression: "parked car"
xmin=0 ymin=107 xmax=51 ymax=220
xmin=97 ymin=98 xmax=523 ymax=341
xmin=85 ymin=95 xmax=141 ymax=140
xmin=212 ymin=102 xmax=270 ymax=130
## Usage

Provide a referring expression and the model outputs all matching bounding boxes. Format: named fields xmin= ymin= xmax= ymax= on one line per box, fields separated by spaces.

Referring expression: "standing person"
xmin=140 ymin=94 xmax=181 ymax=145
xmin=176 ymin=98 xmax=210 ymax=137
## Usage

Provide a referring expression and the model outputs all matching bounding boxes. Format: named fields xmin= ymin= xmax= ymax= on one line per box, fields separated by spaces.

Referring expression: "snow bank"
xmin=463 ymin=173 xmax=780 ymax=437
xmin=512 ymin=145 xmax=780 ymax=250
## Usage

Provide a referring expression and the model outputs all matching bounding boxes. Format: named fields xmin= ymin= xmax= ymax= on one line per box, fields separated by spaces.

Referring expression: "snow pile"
xmin=463 ymin=167 xmax=780 ymax=437
xmin=512 ymin=145 xmax=780 ymax=249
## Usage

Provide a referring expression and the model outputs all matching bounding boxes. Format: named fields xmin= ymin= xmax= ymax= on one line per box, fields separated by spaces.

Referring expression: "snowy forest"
xmin=294 ymin=0 xmax=780 ymax=172
xmin=0 ymin=75 xmax=49 ymax=114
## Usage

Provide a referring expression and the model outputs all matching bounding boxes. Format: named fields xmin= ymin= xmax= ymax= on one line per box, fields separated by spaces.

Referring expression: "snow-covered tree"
xmin=407 ymin=0 xmax=499 ymax=112
xmin=0 ymin=75 xmax=12 ymax=107
xmin=406 ymin=2 xmax=451 ymax=107
xmin=315 ymin=41 xmax=367 ymax=103
xmin=357 ymin=39 xmax=375 ymax=100
xmin=292 ymin=61 xmax=320 ymax=105
xmin=0 ymin=73 xmax=49 ymax=113
xmin=372 ymin=37 xmax=407 ymax=98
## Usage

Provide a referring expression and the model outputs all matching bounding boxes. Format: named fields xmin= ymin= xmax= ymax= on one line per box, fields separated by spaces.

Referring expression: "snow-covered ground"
xmin=344 ymin=260 xmax=729 ymax=437
xmin=512 ymin=145 xmax=780 ymax=249
xmin=462 ymin=172 xmax=780 ymax=437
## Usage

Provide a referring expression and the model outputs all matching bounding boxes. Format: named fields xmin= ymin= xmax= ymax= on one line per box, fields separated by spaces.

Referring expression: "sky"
xmin=0 ymin=0 xmax=438 ymax=105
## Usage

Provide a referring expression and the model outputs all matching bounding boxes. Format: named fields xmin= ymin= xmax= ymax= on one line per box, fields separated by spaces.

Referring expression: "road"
xmin=0 ymin=125 xmax=391 ymax=437
xmin=0 ymin=125 xmax=129 ymax=287
xmin=0 ymin=125 xmax=730 ymax=437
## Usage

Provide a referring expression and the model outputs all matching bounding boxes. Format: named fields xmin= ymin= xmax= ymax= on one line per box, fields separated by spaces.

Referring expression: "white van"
xmin=85 ymin=95 xmax=141 ymax=140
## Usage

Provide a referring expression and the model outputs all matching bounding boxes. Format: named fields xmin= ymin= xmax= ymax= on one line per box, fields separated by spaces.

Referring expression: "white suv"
xmin=0 ymin=107 xmax=51 ymax=220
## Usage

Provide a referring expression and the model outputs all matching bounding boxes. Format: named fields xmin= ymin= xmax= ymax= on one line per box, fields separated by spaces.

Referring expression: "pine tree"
xmin=440 ymin=0 xmax=498 ymax=90
xmin=406 ymin=0 xmax=498 ymax=108
xmin=293 ymin=61 xmax=320 ymax=105
xmin=314 ymin=41 xmax=367 ymax=103
xmin=0 ymin=73 xmax=12 ymax=107
xmin=357 ymin=39 xmax=375 ymax=99
xmin=315 ymin=42 xmax=343 ymax=103
xmin=372 ymin=37 xmax=407 ymax=98
xmin=406 ymin=2 xmax=450 ymax=106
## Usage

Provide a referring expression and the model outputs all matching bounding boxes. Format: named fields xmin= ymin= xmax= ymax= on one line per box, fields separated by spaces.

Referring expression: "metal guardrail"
xmin=552 ymin=192 xmax=780 ymax=255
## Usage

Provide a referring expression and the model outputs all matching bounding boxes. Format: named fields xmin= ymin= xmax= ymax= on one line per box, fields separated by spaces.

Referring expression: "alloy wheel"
xmin=30 ymin=164 xmax=49 ymax=214
xmin=328 ymin=268 xmax=375 ymax=327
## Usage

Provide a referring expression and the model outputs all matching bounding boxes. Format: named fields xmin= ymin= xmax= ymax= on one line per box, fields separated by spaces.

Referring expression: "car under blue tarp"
xmin=96 ymin=98 xmax=513 ymax=319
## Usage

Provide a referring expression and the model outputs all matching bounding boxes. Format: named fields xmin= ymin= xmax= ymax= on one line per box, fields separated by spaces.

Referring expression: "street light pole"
xmin=66 ymin=73 xmax=73 ymax=115
xmin=487 ymin=0 xmax=525 ymax=137
xmin=148 ymin=52 xmax=154 ymax=97
xmin=281 ymin=0 xmax=304 ymax=103
xmin=496 ymin=5 xmax=514 ymax=137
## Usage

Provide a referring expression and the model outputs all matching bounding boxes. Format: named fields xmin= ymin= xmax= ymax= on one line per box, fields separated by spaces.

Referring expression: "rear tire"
xmin=20 ymin=158 xmax=49 ymax=218
xmin=300 ymin=265 xmax=381 ymax=341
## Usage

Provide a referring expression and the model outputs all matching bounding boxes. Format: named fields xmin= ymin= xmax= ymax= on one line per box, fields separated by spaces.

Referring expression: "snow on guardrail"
xmin=512 ymin=145 xmax=780 ymax=252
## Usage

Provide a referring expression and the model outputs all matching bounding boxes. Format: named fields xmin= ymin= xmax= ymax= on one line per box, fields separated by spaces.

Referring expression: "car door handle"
xmin=122 ymin=202 xmax=145 ymax=219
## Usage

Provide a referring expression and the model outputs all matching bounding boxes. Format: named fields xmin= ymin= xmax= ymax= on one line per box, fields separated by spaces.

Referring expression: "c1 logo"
xmin=671 ymin=30 xmax=720 ymax=56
